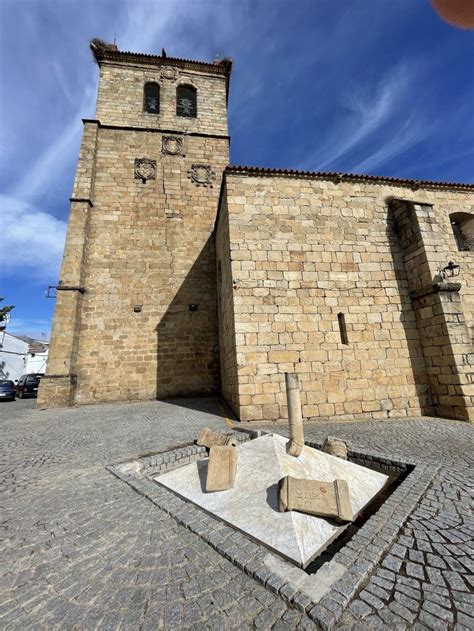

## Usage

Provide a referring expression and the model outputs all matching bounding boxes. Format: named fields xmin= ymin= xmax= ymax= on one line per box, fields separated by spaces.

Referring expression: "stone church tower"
xmin=38 ymin=43 xmax=232 ymax=407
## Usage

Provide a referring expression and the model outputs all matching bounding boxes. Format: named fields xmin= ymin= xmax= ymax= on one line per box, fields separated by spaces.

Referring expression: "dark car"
xmin=0 ymin=380 xmax=16 ymax=401
xmin=16 ymin=373 xmax=43 ymax=398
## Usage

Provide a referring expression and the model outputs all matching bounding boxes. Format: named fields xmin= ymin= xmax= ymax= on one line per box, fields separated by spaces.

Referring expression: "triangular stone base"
xmin=155 ymin=434 xmax=388 ymax=567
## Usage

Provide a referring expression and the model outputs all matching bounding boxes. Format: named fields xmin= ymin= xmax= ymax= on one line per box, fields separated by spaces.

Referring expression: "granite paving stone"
xmin=266 ymin=415 xmax=474 ymax=630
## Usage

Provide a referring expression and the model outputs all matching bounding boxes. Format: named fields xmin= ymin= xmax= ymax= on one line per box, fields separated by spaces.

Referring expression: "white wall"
xmin=0 ymin=333 xmax=28 ymax=381
xmin=26 ymin=350 xmax=48 ymax=374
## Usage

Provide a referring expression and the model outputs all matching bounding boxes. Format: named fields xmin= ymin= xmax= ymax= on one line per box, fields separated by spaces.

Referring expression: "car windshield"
xmin=0 ymin=380 xmax=14 ymax=387
xmin=26 ymin=376 xmax=41 ymax=384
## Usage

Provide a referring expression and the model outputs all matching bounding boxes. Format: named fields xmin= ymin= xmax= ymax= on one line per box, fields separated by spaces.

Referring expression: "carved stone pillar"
xmin=286 ymin=373 xmax=304 ymax=456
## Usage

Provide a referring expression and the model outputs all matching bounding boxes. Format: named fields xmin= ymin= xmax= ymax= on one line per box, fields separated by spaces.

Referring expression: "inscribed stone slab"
xmin=279 ymin=476 xmax=353 ymax=522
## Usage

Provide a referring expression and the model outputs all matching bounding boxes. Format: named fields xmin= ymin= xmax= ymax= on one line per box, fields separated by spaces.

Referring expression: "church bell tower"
xmin=38 ymin=42 xmax=232 ymax=407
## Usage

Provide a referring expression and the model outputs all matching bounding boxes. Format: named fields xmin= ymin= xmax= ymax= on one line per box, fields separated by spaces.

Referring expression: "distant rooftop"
xmin=7 ymin=333 xmax=49 ymax=352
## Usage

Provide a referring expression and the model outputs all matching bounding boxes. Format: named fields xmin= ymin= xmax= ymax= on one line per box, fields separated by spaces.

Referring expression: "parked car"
xmin=0 ymin=380 xmax=16 ymax=401
xmin=16 ymin=373 xmax=44 ymax=398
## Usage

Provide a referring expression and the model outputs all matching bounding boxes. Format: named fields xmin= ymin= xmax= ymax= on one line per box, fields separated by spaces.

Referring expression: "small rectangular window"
xmin=337 ymin=313 xmax=349 ymax=345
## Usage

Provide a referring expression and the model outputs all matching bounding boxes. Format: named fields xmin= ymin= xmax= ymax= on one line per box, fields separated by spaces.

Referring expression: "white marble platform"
xmin=154 ymin=434 xmax=388 ymax=567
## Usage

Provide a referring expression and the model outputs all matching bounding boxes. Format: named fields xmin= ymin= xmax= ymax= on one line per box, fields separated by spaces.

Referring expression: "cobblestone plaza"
xmin=1 ymin=398 xmax=473 ymax=629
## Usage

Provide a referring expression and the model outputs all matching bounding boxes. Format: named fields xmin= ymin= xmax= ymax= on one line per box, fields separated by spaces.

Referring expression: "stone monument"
xmin=155 ymin=432 xmax=388 ymax=567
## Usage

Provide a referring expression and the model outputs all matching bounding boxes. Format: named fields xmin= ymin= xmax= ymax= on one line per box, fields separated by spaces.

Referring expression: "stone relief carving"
xmin=162 ymin=135 xmax=184 ymax=156
xmin=187 ymin=163 xmax=216 ymax=188
xmin=160 ymin=66 xmax=178 ymax=80
xmin=134 ymin=158 xmax=156 ymax=183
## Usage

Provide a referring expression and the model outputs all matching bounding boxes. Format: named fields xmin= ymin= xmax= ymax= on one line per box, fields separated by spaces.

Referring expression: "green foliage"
xmin=0 ymin=297 xmax=15 ymax=324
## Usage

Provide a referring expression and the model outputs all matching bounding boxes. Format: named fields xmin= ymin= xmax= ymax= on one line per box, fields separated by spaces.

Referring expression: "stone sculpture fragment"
xmin=285 ymin=373 xmax=304 ymax=457
xmin=322 ymin=436 xmax=348 ymax=460
xmin=197 ymin=427 xmax=228 ymax=448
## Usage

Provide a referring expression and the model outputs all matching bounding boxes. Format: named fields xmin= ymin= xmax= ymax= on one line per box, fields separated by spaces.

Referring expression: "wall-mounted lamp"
xmin=133 ymin=305 xmax=142 ymax=313
xmin=440 ymin=261 xmax=461 ymax=280
xmin=188 ymin=303 xmax=199 ymax=312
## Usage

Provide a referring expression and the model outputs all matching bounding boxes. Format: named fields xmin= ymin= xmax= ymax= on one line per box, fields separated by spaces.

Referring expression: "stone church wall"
xmin=217 ymin=172 xmax=473 ymax=422
xmin=391 ymin=199 xmax=473 ymax=421
xmin=73 ymin=129 xmax=227 ymax=404
xmin=215 ymin=192 xmax=240 ymax=415
xmin=39 ymin=47 xmax=472 ymax=418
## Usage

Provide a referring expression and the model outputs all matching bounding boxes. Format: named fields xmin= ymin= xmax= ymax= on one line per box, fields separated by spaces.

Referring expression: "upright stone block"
xmin=206 ymin=445 xmax=237 ymax=492
xmin=197 ymin=427 xmax=228 ymax=448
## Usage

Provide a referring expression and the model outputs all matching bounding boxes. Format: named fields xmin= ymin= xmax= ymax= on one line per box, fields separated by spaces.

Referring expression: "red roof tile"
xmin=225 ymin=165 xmax=474 ymax=191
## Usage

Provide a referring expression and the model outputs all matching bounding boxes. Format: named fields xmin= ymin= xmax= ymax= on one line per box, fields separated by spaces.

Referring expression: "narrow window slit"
xmin=338 ymin=312 xmax=349 ymax=345
xmin=177 ymin=84 xmax=197 ymax=118
xmin=144 ymin=82 xmax=160 ymax=114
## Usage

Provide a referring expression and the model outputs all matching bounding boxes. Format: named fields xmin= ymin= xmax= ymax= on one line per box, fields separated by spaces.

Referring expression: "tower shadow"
xmin=155 ymin=235 xmax=220 ymax=401
xmin=386 ymin=210 xmax=434 ymax=416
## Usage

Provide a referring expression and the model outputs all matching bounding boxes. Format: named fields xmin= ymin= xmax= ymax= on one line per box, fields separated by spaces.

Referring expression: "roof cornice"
xmin=92 ymin=48 xmax=232 ymax=77
xmin=224 ymin=165 xmax=474 ymax=192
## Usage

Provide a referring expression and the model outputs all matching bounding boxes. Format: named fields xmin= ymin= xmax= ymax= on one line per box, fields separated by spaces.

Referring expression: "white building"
xmin=0 ymin=332 xmax=49 ymax=382
xmin=25 ymin=339 xmax=49 ymax=374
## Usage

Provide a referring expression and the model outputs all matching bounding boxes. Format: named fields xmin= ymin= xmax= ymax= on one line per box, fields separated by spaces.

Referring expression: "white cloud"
xmin=0 ymin=195 xmax=67 ymax=281
xmin=12 ymin=115 xmax=85 ymax=204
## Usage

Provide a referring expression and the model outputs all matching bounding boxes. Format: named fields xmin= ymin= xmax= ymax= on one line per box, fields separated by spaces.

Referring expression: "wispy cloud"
xmin=298 ymin=63 xmax=414 ymax=172
xmin=348 ymin=114 xmax=429 ymax=173
xmin=12 ymin=113 xmax=85 ymax=203
xmin=348 ymin=79 xmax=474 ymax=176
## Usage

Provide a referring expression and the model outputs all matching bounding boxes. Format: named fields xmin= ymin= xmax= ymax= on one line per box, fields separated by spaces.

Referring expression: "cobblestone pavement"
xmin=260 ymin=419 xmax=474 ymax=630
xmin=1 ymin=398 xmax=473 ymax=630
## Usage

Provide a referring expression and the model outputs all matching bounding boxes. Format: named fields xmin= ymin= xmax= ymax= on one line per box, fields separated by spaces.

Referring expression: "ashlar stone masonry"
xmin=39 ymin=43 xmax=473 ymax=424
xmin=216 ymin=171 xmax=473 ymax=422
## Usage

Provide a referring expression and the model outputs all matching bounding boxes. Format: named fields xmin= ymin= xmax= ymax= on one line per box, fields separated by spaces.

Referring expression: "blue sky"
xmin=1 ymin=0 xmax=473 ymax=340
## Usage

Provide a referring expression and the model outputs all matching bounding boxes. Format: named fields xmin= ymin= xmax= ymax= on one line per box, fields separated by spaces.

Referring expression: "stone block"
xmin=322 ymin=436 xmax=348 ymax=460
xmin=279 ymin=476 xmax=353 ymax=523
xmin=197 ymin=427 xmax=228 ymax=448
xmin=206 ymin=446 xmax=237 ymax=492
